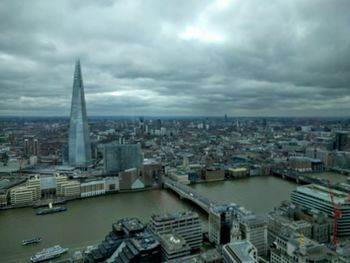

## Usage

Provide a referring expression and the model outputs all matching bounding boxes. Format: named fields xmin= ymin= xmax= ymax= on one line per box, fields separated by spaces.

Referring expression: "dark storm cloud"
xmin=0 ymin=0 xmax=350 ymax=116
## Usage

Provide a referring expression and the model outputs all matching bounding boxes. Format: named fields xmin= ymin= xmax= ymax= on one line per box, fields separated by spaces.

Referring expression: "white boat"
xmin=30 ymin=245 xmax=68 ymax=262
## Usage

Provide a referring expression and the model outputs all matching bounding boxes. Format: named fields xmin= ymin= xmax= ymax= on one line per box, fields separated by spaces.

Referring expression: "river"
xmin=0 ymin=173 xmax=345 ymax=262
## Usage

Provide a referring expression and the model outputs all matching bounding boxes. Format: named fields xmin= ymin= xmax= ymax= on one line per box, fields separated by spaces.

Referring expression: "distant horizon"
xmin=0 ymin=115 xmax=349 ymax=120
xmin=1 ymin=1 xmax=349 ymax=117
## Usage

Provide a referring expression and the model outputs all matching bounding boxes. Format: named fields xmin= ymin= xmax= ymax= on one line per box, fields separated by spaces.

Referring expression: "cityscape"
xmin=1 ymin=1 xmax=350 ymax=263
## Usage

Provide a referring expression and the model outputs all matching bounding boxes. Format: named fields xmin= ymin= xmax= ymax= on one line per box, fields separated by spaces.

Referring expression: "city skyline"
xmin=0 ymin=0 xmax=350 ymax=117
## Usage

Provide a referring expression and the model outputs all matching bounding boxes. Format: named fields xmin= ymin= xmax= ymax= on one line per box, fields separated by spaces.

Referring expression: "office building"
xmin=85 ymin=218 xmax=161 ymax=263
xmin=209 ymin=204 xmax=236 ymax=245
xmin=222 ymin=240 xmax=257 ymax=263
xmin=68 ymin=60 xmax=92 ymax=168
xmin=33 ymin=139 xmax=39 ymax=156
xmin=104 ymin=142 xmax=143 ymax=173
xmin=240 ymin=216 xmax=268 ymax=257
xmin=334 ymin=131 xmax=350 ymax=151
xmin=80 ymin=180 xmax=105 ymax=198
xmin=270 ymin=233 xmax=338 ymax=263
xmin=159 ymin=233 xmax=191 ymax=261
xmin=149 ymin=211 xmax=202 ymax=250
xmin=10 ymin=186 xmax=34 ymax=205
xmin=291 ymin=184 xmax=350 ymax=237
xmin=24 ymin=139 xmax=30 ymax=156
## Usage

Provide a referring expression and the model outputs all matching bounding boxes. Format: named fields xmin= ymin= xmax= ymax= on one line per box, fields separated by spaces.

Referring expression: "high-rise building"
xmin=68 ymin=60 xmax=91 ymax=168
xmin=334 ymin=131 xmax=350 ymax=151
xmin=33 ymin=139 xmax=39 ymax=156
xmin=209 ymin=204 xmax=236 ymax=245
xmin=103 ymin=142 xmax=143 ymax=174
xmin=24 ymin=139 xmax=30 ymax=156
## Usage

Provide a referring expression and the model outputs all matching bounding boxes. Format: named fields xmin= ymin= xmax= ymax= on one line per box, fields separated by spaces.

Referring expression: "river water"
xmin=0 ymin=173 xmax=346 ymax=262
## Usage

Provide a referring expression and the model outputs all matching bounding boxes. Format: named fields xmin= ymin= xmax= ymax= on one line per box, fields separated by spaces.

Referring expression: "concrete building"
xmin=334 ymin=131 xmax=350 ymax=151
xmin=240 ymin=216 xmax=268 ymax=257
xmin=59 ymin=181 xmax=81 ymax=197
xmin=270 ymin=233 xmax=338 ymax=263
xmin=104 ymin=143 xmax=143 ymax=174
xmin=119 ymin=168 xmax=145 ymax=190
xmin=68 ymin=60 xmax=92 ymax=168
xmin=204 ymin=169 xmax=225 ymax=182
xmin=159 ymin=233 xmax=191 ymax=261
xmin=149 ymin=211 xmax=202 ymax=250
xmin=85 ymin=218 xmax=161 ymax=263
xmin=10 ymin=186 xmax=34 ymax=205
xmin=222 ymin=240 xmax=257 ymax=263
xmin=228 ymin=168 xmax=247 ymax=179
xmin=104 ymin=177 xmax=119 ymax=192
xmin=141 ymin=161 xmax=162 ymax=187
xmin=291 ymin=184 xmax=350 ymax=237
xmin=209 ymin=204 xmax=235 ymax=245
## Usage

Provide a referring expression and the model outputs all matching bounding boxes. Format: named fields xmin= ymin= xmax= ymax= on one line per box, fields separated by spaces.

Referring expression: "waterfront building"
xmin=27 ymin=175 xmax=41 ymax=200
xmin=68 ymin=60 xmax=92 ymax=168
xmin=291 ymin=184 xmax=350 ymax=237
xmin=149 ymin=211 xmax=202 ymax=250
xmin=104 ymin=177 xmax=120 ymax=192
xmin=204 ymin=168 xmax=225 ymax=182
xmin=10 ymin=186 xmax=34 ymax=205
xmin=119 ymin=168 xmax=144 ymax=190
xmin=59 ymin=181 xmax=81 ymax=197
xmin=209 ymin=204 xmax=235 ymax=245
xmin=222 ymin=240 xmax=257 ymax=263
xmin=141 ymin=160 xmax=162 ymax=187
xmin=0 ymin=190 xmax=7 ymax=206
xmin=159 ymin=233 xmax=191 ymax=261
xmin=103 ymin=142 xmax=143 ymax=174
xmin=228 ymin=167 xmax=248 ymax=179
xmin=80 ymin=180 xmax=105 ymax=198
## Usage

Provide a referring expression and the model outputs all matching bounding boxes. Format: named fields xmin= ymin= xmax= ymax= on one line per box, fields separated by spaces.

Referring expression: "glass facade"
xmin=68 ymin=60 xmax=91 ymax=168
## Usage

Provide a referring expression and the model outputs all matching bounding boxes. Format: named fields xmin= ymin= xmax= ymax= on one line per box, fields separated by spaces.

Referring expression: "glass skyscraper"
xmin=68 ymin=60 xmax=91 ymax=168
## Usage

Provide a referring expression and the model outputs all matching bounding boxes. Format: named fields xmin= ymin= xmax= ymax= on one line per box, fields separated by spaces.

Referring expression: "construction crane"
xmin=327 ymin=180 xmax=342 ymax=251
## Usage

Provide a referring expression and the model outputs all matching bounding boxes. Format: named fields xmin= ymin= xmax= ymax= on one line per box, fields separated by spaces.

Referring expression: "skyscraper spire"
xmin=68 ymin=59 xmax=91 ymax=168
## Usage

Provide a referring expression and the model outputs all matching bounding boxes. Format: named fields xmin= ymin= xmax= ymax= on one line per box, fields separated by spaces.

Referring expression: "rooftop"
xmin=159 ymin=233 xmax=189 ymax=251
xmin=224 ymin=240 xmax=256 ymax=262
xmin=295 ymin=184 xmax=350 ymax=205
xmin=151 ymin=211 xmax=199 ymax=222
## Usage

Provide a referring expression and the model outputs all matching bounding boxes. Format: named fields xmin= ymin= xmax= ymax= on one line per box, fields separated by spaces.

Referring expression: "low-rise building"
xmin=80 ymin=180 xmax=105 ymax=198
xmin=10 ymin=186 xmax=34 ymax=205
xmin=228 ymin=168 xmax=247 ymax=179
xmin=270 ymin=234 xmax=339 ymax=263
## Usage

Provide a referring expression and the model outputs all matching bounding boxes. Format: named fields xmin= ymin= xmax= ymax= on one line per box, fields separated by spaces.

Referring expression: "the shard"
xmin=68 ymin=60 xmax=91 ymax=168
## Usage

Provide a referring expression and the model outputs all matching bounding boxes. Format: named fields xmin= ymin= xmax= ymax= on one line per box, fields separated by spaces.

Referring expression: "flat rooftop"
xmin=295 ymin=184 xmax=350 ymax=205
xmin=151 ymin=211 xmax=199 ymax=222
xmin=225 ymin=241 xmax=255 ymax=262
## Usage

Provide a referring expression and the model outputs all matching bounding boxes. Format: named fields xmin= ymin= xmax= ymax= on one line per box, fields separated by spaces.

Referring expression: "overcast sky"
xmin=0 ymin=0 xmax=349 ymax=117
